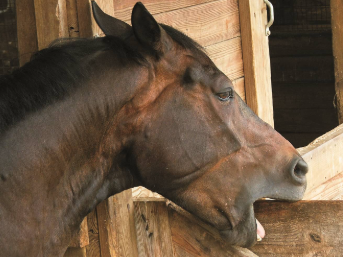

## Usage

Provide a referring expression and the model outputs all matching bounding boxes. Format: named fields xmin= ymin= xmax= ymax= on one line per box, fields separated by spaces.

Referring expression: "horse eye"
xmin=216 ymin=88 xmax=234 ymax=101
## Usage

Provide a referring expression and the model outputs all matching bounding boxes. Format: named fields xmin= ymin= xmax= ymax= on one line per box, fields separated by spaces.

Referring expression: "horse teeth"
xmin=257 ymin=234 xmax=262 ymax=242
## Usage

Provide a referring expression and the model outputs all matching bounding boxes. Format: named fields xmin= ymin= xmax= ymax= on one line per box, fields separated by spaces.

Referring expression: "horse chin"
xmin=218 ymin=205 xmax=258 ymax=247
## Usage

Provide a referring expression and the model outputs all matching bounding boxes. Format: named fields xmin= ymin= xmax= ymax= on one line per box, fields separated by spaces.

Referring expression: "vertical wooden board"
xmin=331 ymin=0 xmax=343 ymax=124
xmin=16 ymin=0 xmax=38 ymax=66
xmin=205 ymin=37 xmax=244 ymax=81
xmin=167 ymin=204 xmax=258 ymax=257
xmin=112 ymin=0 xmax=215 ymax=21
xmin=66 ymin=0 xmax=80 ymax=38
xmin=76 ymin=0 xmax=93 ymax=38
xmin=134 ymin=200 xmax=174 ymax=257
xmin=250 ymin=201 xmax=343 ymax=256
xmin=232 ymin=77 xmax=245 ymax=102
xmin=33 ymin=0 xmax=69 ymax=49
xmin=96 ymin=190 xmax=138 ymax=257
xmin=239 ymin=0 xmax=274 ymax=126
xmin=69 ymin=218 xmax=90 ymax=248
xmin=64 ymin=247 xmax=87 ymax=257
xmin=86 ymin=209 xmax=101 ymax=257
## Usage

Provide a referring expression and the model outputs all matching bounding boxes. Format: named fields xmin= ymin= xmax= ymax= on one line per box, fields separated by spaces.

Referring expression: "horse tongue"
xmin=256 ymin=219 xmax=265 ymax=241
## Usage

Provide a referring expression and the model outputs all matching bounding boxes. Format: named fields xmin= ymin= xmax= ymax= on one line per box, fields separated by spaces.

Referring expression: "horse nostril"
xmin=291 ymin=159 xmax=308 ymax=185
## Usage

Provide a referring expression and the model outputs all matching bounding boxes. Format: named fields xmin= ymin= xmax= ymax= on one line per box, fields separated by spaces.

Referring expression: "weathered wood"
xmin=66 ymin=0 xmax=80 ymax=38
xmin=33 ymin=0 xmax=69 ymax=49
xmin=274 ymin=108 xmax=338 ymax=134
xmin=167 ymin=202 xmax=258 ymax=257
xmin=149 ymin=0 xmax=240 ymax=47
xmin=269 ymin=34 xmax=333 ymax=57
xmin=64 ymin=247 xmax=87 ymax=257
xmin=69 ymin=218 xmax=89 ymax=248
xmin=297 ymin=123 xmax=343 ymax=197
xmin=271 ymin=56 xmax=335 ymax=83
xmin=16 ymin=0 xmax=38 ymax=66
xmin=76 ymin=0 xmax=93 ymax=38
xmin=86 ymin=209 xmax=101 ymax=257
xmin=112 ymin=0 xmax=215 ymax=21
xmin=134 ymin=200 xmax=174 ymax=256
xmin=205 ymin=37 xmax=244 ymax=82
xmin=96 ymin=190 xmax=138 ymax=257
xmin=232 ymin=77 xmax=245 ymax=102
xmin=239 ymin=0 xmax=274 ymax=126
xmin=331 ymin=0 xmax=343 ymax=124
xmin=250 ymin=200 xmax=343 ymax=256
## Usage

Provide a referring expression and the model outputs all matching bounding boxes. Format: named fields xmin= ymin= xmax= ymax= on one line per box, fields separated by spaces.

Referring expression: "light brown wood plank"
xmin=86 ymin=209 xmax=101 ymax=257
xmin=331 ymin=0 xmax=343 ymax=123
xmin=167 ymin=203 xmax=258 ymax=257
xmin=16 ymin=0 xmax=38 ymax=66
xmin=232 ymin=77 xmax=245 ymax=102
xmin=297 ymin=123 xmax=343 ymax=197
xmin=76 ymin=0 xmax=93 ymax=38
xmin=250 ymin=201 xmax=343 ymax=256
xmin=66 ymin=0 xmax=80 ymax=38
xmin=134 ymin=200 xmax=174 ymax=256
xmin=112 ymin=0 xmax=215 ymax=21
xmin=33 ymin=0 xmax=69 ymax=49
xmin=205 ymin=37 xmax=244 ymax=81
xmin=69 ymin=218 xmax=89 ymax=248
xmin=239 ymin=0 xmax=274 ymax=126
xmin=96 ymin=190 xmax=138 ymax=257
xmin=64 ymin=247 xmax=87 ymax=257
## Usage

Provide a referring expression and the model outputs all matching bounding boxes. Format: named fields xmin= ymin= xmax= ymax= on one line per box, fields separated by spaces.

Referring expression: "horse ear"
xmin=131 ymin=2 xmax=170 ymax=54
xmin=91 ymin=1 xmax=131 ymax=38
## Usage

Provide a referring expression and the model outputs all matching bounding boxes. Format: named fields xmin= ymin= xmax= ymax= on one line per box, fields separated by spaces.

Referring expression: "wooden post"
xmin=239 ymin=0 xmax=274 ymax=126
xmin=96 ymin=190 xmax=139 ymax=257
xmin=331 ymin=0 xmax=343 ymax=124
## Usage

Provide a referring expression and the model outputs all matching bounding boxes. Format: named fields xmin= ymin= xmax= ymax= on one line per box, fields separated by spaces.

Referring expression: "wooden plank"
xmin=134 ymin=200 xmax=174 ymax=256
xmin=76 ymin=0 xmax=93 ymax=38
xmin=33 ymin=0 xmax=69 ymax=49
xmin=86 ymin=209 xmax=101 ymax=257
xmin=297 ymin=123 xmax=343 ymax=197
xmin=269 ymin=34 xmax=333 ymax=57
xmin=16 ymin=0 xmax=38 ymax=66
xmin=239 ymin=0 xmax=274 ymax=126
xmin=232 ymin=77 xmax=245 ymax=102
xmin=331 ymin=0 xmax=343 ymax=123
xmin=250 ymin=200 xmax=343 ymax=256
xmin=279 ymin=133 xmax=322 ymax=149
xmin=272 ymin=82 xmax=336 ymax=110
xmin=205 ymin=37 xmax=244 ymax=81
xmin=271 ymin=56 xmax=335 ymax=83
xmin=66 ymin=0 xmax=80 ymax=38
xmin=112 ymin=0 xmax=215 ymax=21
xmin=69 ymin=218 xmax=89 ymax=248
xmin=167 ymin=202 xmax=258 ymax=257
xmin=304 ymin=172 xmax=343 ymax=200
xmin=96 ymin=190 xmax=138 ymax=257
xmin=64 ymin=247 xmax=87 ymax=257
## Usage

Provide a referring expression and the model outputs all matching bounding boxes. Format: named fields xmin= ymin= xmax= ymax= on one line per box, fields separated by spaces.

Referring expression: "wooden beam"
xmin=239 ymin=0 xmax=274 ymax=126
xmin=16 ymin=0 xmax=38 ymax=66
xmin=134 ymin=199 xmax=174 ymax=256
xmin=69 ymin=218 xmax=89 ymax=248
xmin=297 ymin=123 xmax=343 ymax=199
xmin=85 ymin=209 xmax=101 ymax=257
xmin=96 ymin=189 xmax=138 ymax=257
xmin=250 ymin=200 xmax=343 ymax=256
xmin=331 ymin=0 xmax=343 ymax=124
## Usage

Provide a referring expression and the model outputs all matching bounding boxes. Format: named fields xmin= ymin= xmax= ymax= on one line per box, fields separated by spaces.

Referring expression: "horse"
xmin=0 ymin=2 xmax=308 ymax=256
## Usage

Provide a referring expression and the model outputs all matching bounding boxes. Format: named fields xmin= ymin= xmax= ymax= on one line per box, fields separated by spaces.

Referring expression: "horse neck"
xmin=0 ymin=60 xmax=145 ymax=256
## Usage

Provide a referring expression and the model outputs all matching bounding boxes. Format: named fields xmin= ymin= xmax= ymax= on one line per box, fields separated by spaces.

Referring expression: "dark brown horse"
xmin=0 ymin=2 xmax=308 ymax=256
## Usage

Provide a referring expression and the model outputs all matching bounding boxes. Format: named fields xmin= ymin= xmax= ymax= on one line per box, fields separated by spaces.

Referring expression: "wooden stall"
xmin=13 ymin=0 xmax=343 ymax=256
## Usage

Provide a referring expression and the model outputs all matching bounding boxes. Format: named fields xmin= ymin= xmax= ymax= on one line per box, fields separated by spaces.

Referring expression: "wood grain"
xmin=239 ymin=0 xmax=274 ymax=126
xmin=331 ymin=0 xmax=343 ymax=123
xmin=134 ymin=200 xmax=174 ymax=256
xmin=205 ymin=37 xmax=244 ymax=81
xmin=96 ymin=190 xmax=138 ymax=257
xmin=33 ymin=0 xmax=69 ymax=49
xmin=112 ymin=0 xmax=215 ymax=21
xmin=232 ymin=77 xmax=245 ymax=102
xmin=69 ymin=218 xmax=89 ymax=248
xmin=76 ymin=0 xmax=93 ymax=38
xmin=16 ymin=0 xmax=38 ymax=66
xmin=297 ymin=123 xmax=343 ymax=197
xmin=86 ymin=209 xmax=101 ymax=257
xmin=167 ymin=202 xmax=258 ymax=257
xmin=66 ymin=0 xmax=80 ymax=38
xmin=64 ymin=247 xmax=87 ymax=257
xmin=250 ymin=201 xmax=343 ymax=256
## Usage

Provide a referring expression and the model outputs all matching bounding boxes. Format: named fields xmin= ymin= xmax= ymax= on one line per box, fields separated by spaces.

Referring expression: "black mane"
xmin=0 ymin=25 xmax=202 ymax=133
